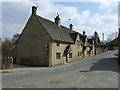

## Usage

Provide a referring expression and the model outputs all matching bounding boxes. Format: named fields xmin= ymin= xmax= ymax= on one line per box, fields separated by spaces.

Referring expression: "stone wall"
xmin=16 ymin=14 xmax=51 ymax=66
xmin=51 ymin=34 xmax=84 ymax=66
xmin=95 ymin=46 xmax=107 ymax=55
xmin=2 ymin=57 xmax=13 ymax=69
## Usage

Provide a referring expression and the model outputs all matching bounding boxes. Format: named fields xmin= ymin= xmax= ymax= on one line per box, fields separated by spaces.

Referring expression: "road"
xmin=2 ymin=50 xmax=119 ymax=88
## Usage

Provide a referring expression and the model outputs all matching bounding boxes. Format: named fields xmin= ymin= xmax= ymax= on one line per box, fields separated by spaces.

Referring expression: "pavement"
xmin=2 ymin=50 xmax=120 ymax=88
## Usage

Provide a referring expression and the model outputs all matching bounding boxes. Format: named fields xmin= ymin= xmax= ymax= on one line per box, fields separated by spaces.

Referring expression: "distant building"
xmin=12 ymin=6 xmax=98 ymax=66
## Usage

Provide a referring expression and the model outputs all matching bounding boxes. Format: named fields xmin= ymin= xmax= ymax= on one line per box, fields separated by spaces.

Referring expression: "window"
xmin=69 ymin=53 xmax=72 ymax=58
xmin=56 ymin=53 xmax=61 ymax=59
xmin=78 ymin=52 xmax=80 ymax=56
xmin=56 ymin=41 xmax=60 ymax=46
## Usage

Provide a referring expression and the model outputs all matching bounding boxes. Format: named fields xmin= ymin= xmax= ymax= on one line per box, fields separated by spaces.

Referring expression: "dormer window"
xmin=56 ymin=41 xmax=60 ymax=47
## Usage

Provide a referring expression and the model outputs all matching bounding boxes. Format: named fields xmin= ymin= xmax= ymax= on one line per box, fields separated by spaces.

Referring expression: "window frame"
xmin=56 ymin=41 xmax=60 ymax=47
xmin=69 ymin=53 xmax=72 ymax=58
xmin=56 ymin=53 xmax=61 ymax=60
xmin=78 ymin=52 xmax=80 ymax=56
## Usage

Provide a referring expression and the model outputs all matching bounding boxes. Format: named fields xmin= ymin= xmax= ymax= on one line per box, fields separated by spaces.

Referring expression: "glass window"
xmin=69 ymin=53 xmax=72 ymax=58
xmin=78 ymin=52 xmax=80 ymax=56
xmin=56 ymin=42 xmax=60 ymax=46
xmin=56 ymin=53 xmax=61 ymax=59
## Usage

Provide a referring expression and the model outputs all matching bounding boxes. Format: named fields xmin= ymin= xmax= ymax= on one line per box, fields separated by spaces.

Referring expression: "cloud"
xmin=2 ymin=23 xmax=23 ymax=39
xmin=37 ymin=1 xmax=90 ymax=26
xmin=37 ymin=2 xmax=78 ymax=22
xmin=2 ymin=2 xmax=32 ymax=39
xmin=74 ymin=25 xmax=96 ymax=36
xmin=2 ymin=1 xmax=91 ymax=39
xmin=118 ymin=2 xmax=120 ymax=28
xmin=78 ymin=1 xmax=118 ymax=40
xmin=1 ymin=1 xmax=118 ymax=41
xmin=99 ymin=1 xmax=117 ymax=10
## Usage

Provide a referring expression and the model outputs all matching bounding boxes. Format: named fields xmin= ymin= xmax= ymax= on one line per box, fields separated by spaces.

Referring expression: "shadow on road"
xmin=12 ymin=64 xmax=35 ymax=68
xmin=80 ymin=56 xmax=120 ymax=73
xmin=114 ymin=54 xmax=118 ymax=56
xmin=12 ymin=63 xmax=50 ymax=69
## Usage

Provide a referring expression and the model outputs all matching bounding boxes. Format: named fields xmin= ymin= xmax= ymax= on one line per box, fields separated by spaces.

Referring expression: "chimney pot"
xmin=69 ymin=24 xmax=73 ymax=30
xmin=32 ymin=6 xmax=37 ymax=15
xmin=54 ymin=15 xmax=60 ymax=26
xmin=83 ymin=31 xmax=85 ymax=35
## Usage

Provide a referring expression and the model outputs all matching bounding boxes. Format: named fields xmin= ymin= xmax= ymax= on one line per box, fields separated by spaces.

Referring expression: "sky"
xmin=0 ymin=0 xmax=119 ymax=41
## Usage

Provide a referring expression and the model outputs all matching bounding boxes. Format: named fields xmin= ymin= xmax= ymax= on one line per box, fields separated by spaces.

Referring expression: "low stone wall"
xmin=1 ymin=57 xmax=13 ymax=69
xmin=108 ymin=46 xmax=118 ymax=50
xmin=20 ymin=58 xmax=38 ymax=66
xmin=95 ymin=47 xmax=107 ymax=55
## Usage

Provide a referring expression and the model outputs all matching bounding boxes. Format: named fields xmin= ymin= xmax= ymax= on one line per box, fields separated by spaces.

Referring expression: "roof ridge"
xmin=36 ymin=14 xmax=89 ymax=44
xmin=37 ymin=15 xmax=58 ymax=25
xmin=36 ymin=15 xmax=74 ymax=43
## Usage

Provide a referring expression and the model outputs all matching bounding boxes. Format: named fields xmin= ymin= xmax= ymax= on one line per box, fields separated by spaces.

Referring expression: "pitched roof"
xmin=36 ymin=15 xmax=87 ymax=44
xmin=80 ymin=35 xmax=87 ymax=44
xmin=37 ymin=15 xmax=75 ymax=43
xmin=88 ymin=39 xmax=94 ymax=45
xmin=86 ymin=41 xmax=92 ymax=47
xmin=69 ymin=32 xmax=78 ymax=42
xmin=16 ymin=14 xmax=86 ymax=44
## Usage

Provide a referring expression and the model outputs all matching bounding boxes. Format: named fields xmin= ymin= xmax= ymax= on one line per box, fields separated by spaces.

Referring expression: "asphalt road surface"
xmin=2 ymin=50 xmax=120 ymax=88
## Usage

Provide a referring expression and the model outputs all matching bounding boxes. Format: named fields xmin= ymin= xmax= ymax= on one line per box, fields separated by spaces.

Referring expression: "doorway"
xmin=66 ymin=54 xmax=68 ymax=63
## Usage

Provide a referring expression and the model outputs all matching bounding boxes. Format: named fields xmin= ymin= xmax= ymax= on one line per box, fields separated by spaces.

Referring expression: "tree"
xmin=12 ymin=33 xmax=20 ymax=44
xmin=94 ymin=31 xmax=100 ymax=45
xmin=107 ymin=31 xmax=118 ymax=42
xmin=2 ymin=38 xmax=13 ymax=54
xmin=2 ymin=33 xmax=20 ymax=56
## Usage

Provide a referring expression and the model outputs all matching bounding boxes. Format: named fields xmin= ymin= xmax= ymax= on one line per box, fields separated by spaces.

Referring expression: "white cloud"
xmin=87 ymin=1 xmax=118 ymax=40
xmin=1 ymin=1 xmax=118 ymax=41
xmin=2 ymin=23 xmax=23 ymax=39
xmin=82 ymin=10 xmax=90 ymax=18
xmin=37 ymin=1 xmax=90 ymax=26
xmin=74 ymin=25 xmax=96 ymax=36
xmin=37 ymin=2 xmax=78 ymax=23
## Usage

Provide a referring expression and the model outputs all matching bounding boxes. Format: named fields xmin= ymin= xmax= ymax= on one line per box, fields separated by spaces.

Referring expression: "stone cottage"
xmin=12 ymin=6 xmax=95 ymax=66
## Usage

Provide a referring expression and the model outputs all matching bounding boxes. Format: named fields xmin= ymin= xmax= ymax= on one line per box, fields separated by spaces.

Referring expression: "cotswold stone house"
xmin=12 ymin=6 xmax=95 ymax=66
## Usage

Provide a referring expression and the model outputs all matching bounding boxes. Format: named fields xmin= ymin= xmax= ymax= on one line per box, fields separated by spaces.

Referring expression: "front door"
xmin=66 ymin=54 xmax=68 ymax=63
xmin=95 ymin=49 xmax=96 ymax=55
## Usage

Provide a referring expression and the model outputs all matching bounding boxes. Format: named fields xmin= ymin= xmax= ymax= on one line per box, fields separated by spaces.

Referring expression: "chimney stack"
xmin=54 ymin=15 xmax=60 ymax=26
xmin=32 ymin=6 xmax=37 ymax=15
xmin=69 ymin=24 xmax=73 ymax=30
xmin=83 ymin=31 xmax=85 ymax=35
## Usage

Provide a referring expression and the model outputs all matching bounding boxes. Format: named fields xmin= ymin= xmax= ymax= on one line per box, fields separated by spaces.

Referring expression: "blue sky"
xmin=55 ymin=2 xmax=100 ymax=15
xmin=1 ymin=0 xmax=118 ymax=41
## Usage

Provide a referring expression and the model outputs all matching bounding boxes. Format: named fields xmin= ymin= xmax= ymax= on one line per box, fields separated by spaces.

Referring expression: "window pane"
xmin=78 ymin=52 xmax=79 ymax=56
xmin=56 ymin=42 xmax=60 ymax=46
xmin=56 ymin=53 xmax=60 ymax=59
xmin=69 ymin=53 xmax=72 ymax=58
